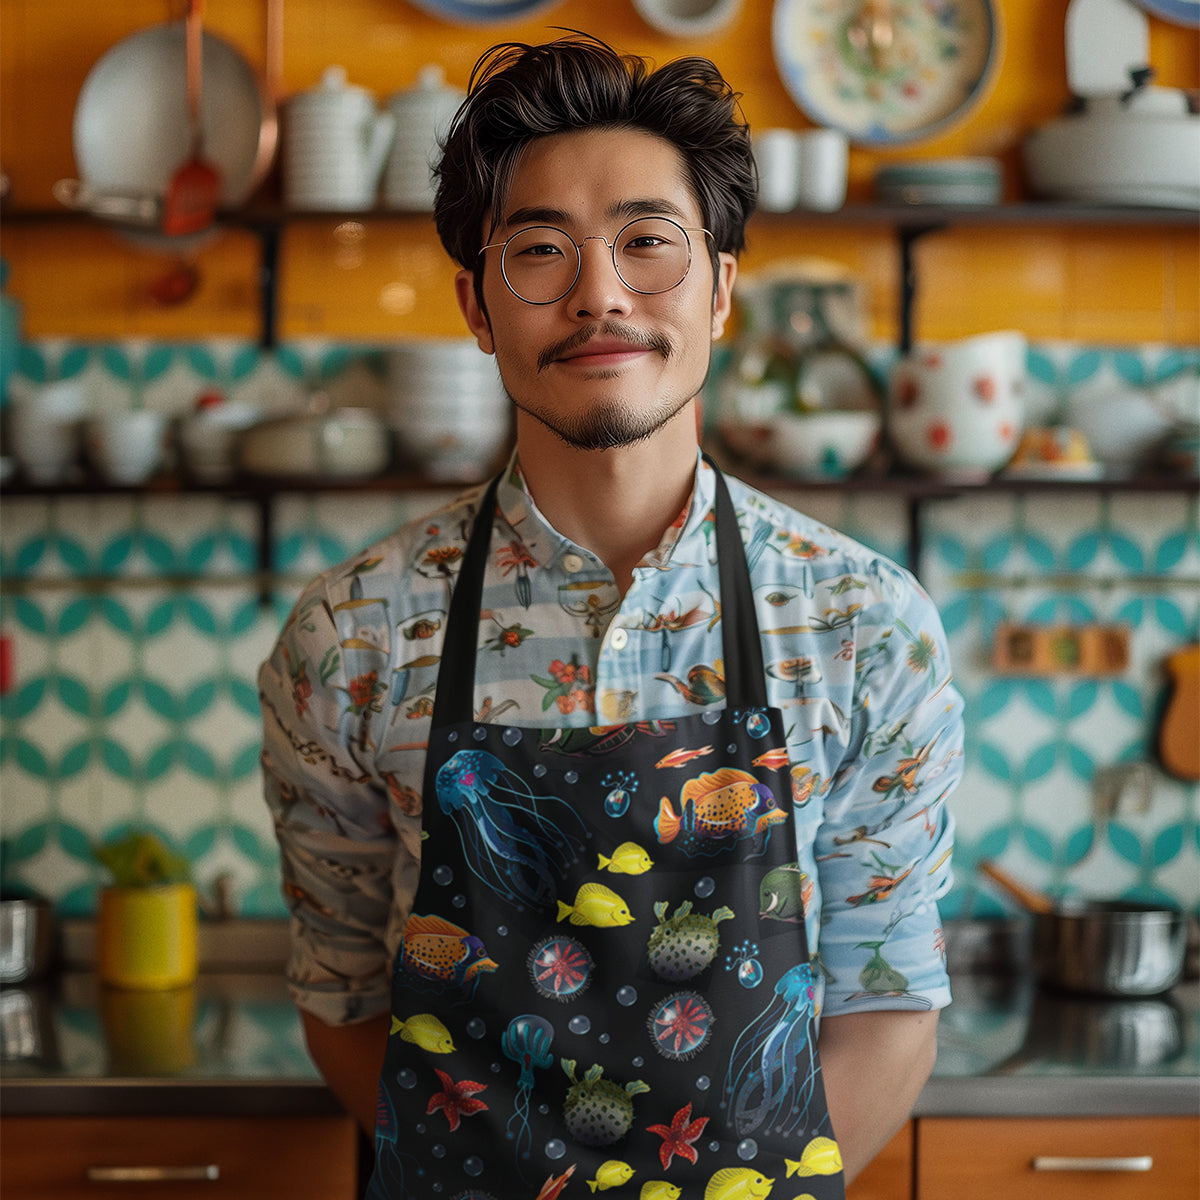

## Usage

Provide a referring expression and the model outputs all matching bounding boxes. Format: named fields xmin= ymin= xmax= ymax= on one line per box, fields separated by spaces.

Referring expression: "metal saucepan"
xmin=0 ymin=893 xmax=57 ymax=986
xmin=58 ymin=17 xmax=277 ymax=234
xmin=979 ymin=861 xmax=1187 ymax=997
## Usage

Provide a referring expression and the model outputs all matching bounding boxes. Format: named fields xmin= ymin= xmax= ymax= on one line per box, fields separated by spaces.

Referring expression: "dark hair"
xmin=433 ymin=32 xmax=757 ymax=278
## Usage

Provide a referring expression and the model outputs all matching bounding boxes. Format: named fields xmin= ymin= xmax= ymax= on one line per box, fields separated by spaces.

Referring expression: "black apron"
xmin=367 ymin=464 xmax=844 ymax=1200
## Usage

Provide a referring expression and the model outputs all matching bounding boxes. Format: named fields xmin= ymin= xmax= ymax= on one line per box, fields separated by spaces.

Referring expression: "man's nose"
xmin=569 ymin=236 xmax=632 ymax=318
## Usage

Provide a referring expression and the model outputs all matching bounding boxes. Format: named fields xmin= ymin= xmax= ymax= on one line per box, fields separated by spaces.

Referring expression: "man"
xmin=261 ymin=34 xmax=962 ymax=1198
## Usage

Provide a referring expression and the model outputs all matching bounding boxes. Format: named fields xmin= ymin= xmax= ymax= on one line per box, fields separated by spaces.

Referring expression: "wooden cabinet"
xmin=916 ymin=1116 xmax=1200 ymax=1200
xmin=849 ymin=1123 xmax=914 ymax=1200
xmin=0 ymin=1115 xmax=358 ymax=1200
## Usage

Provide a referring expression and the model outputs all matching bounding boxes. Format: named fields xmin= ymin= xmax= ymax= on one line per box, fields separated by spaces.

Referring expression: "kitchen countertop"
xmin=2 ymin=924 xmax=1197 ymax=1121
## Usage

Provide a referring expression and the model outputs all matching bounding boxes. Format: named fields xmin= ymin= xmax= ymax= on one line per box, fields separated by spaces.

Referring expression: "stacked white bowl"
xmin=386 ymin=340 xmax=512 ymax=481
xmin=384 ymin=66 xmax=464 ymax=211
xmin=284 ymin=66 xmax=395 ymax=211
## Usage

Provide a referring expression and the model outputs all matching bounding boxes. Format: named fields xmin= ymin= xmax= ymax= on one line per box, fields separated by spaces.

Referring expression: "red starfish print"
xmin=426 ymin=1068 xmax=488 ymax=1131
xmin=646 ymin=1102 xmax=708 ymax=1169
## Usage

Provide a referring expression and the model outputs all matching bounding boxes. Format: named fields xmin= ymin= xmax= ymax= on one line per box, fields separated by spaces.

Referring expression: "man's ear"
xmin=455 ymin=269 xmax=495 ymax=355
xmin=711 ymin=253 xmax=737 ymax=341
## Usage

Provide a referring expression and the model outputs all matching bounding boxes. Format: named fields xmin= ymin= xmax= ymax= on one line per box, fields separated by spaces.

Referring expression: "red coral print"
xmin=347 ymin=671 xmax=379 ymax=711
xmin=646 ymin=1102 xmax=708 ymax=1169
xmin=973 ymin=374 xmax=996 ymax=402
xmin=426 ymin=1069 xmax=488 ymax=1131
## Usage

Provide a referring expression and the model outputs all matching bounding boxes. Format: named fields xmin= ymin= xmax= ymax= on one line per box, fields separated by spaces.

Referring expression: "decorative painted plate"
xmin=1131 ymin=0 xmax=1200 ymax=26
xmin=406 ymin=0 xmax=564 ymax=24
xmin=771 ymin=0 xmax=1001 ymax=146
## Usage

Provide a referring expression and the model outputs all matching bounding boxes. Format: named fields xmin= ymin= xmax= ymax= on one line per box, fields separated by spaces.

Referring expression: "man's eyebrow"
xmin=502 ymin=197 xmax=691 ymax=230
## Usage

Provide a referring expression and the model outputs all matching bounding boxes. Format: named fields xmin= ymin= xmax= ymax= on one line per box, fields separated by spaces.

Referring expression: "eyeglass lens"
xmin=500 ymin=217 xmax=692 ymax=304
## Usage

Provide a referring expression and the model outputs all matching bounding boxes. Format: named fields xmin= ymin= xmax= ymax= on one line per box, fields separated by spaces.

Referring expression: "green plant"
xmin=93 ymin=832 xmax=191 ymax=888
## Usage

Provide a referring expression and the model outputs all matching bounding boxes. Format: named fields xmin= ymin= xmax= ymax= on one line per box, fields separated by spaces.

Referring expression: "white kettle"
xmin=284 ymin=66 xmax=395 ymax=211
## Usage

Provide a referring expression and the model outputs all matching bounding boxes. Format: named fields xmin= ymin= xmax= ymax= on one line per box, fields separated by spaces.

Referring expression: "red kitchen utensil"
xmin=162 ymin=0 xmax=222 ymax=236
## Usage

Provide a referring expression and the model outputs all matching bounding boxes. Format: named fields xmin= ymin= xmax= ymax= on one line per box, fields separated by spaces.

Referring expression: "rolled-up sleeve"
xmin=815 ymin=564 xmax=962 ymax=1015
xmin=259 ymin=581 xmax=403 ymax=1026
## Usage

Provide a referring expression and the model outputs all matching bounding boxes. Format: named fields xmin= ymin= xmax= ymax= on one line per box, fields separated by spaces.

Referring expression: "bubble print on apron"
xmin=367 ymin=462 xmax=844 ymax=1200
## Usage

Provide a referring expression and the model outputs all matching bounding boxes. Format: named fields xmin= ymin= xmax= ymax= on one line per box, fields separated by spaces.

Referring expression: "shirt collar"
xmin=493 ymin=449 xmax=719 ymax=573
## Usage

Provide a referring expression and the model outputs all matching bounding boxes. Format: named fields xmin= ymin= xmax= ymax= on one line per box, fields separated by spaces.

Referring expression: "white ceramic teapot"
xmin=384 ymin=65 xmax=464 ymax=211
xmin=284 ymin=66 xmax=395 ymax=211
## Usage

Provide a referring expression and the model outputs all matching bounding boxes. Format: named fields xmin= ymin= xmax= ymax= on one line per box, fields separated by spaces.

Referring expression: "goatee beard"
xmin=508 ymin=391 xmax=695 ymax=451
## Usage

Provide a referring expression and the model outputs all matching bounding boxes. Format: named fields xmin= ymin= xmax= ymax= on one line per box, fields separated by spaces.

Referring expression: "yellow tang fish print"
xmin=704 ymin=1167 xmax=774 ymax=1199
xmin=557 ymin=882 xmax=635 ymax=927
xmin=598 ymin=842 xmax=655 ymax=875
xmin=588 ymin=1159 xmax=635 ymax=1191
xmin=640 ymin=1183 xmax=681 ymax=1200
xmin=389 ymin=1012 xmax=455 ymax=1054
xmin=786 ymin=1136 xmax=843 ymax=1176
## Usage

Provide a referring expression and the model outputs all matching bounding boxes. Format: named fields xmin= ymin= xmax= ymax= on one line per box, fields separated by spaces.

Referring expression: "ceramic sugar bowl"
xmin=888 ymin=331 xmax=1027 ymax=478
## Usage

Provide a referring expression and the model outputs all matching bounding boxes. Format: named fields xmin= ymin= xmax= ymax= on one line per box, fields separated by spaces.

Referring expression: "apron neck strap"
xmin=431 ymin=456 xmax=766 ymax=731
xmin=708 ymin=454 xmax=768 ymax=709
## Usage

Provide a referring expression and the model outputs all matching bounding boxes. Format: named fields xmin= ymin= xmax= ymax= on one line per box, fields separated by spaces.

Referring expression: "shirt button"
xmin=610 ymin=628 xmax=629 ymax=650
xmin=563 ymin=553 xmax=585 ymax=573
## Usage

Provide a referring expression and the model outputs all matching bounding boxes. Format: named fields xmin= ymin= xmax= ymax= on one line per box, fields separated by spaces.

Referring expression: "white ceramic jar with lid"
xmin=383 ymin=66 xmax=465 ymax=211
xmin=284 ymin=66 xmax=395 ymax=211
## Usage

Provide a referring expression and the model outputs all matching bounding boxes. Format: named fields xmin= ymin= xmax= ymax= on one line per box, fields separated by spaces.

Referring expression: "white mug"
xmin=87 ymin=411 xmax=168 ymax=485
xmin=754 ymin=127 xmax=849 ymax=213
xmin=10 ymin=380 xmax=87 ymax=485
xmin=753 ymin=129 xmax=804 ymax=213
xmin=795 ymin=128 xmax=849 ymax=212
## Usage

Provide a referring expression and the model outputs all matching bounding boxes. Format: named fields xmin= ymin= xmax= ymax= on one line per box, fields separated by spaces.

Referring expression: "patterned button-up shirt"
xmin=260 ymin=453 xmax=962 ymax=1026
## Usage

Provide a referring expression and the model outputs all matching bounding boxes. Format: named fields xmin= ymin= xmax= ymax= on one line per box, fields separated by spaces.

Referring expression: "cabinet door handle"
xmin=86 ymin=1165 xmax=220 ymax=1182
xmin=1032 ymin=1155 xmax=1153 ymax=1173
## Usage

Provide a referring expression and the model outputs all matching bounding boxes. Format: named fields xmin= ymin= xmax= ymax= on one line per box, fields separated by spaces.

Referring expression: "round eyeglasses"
xmin=479 ymin=216 xmax=713 ymax=306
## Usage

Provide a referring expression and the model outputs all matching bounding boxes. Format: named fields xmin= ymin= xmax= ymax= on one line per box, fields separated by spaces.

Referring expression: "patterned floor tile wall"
xmin=1 ymin=339 xmax=1197 ymax=921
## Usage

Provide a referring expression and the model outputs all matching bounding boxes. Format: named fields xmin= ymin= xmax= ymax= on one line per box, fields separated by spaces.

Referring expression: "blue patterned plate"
xmin=406 ymin=0 xmax=564 ymax=23
xmin=771 ymin=0 xmax=1001 ymax=146
xmin=1131 ymin=0 xmax=1200 ymax=26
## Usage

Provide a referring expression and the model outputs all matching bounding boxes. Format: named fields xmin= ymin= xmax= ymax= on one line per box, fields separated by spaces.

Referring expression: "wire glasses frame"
xmin=478 ymin=216 xmax=715 ymax=305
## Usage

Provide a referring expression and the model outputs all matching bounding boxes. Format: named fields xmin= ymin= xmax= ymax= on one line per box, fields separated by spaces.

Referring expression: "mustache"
xmin=536 ymin=322 xmax=673 ymax=372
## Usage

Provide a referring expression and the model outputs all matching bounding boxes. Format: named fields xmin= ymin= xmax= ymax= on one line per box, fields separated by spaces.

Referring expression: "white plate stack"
xmin=384 ymin=66 xmax=464 ymax=211
xmin=386 ymin=340 xmax=512 ymax=481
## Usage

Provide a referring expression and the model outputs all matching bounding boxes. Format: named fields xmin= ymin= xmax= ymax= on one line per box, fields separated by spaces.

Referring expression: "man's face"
xmin=455 ymin=127 xmax=736 ymax=452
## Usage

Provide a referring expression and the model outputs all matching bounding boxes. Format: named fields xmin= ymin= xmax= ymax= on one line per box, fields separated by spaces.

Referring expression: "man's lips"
xmin=557 ymin=340 xmax=649 ymax=365
xmin=537 ymin=324 xmax=672 ymax=372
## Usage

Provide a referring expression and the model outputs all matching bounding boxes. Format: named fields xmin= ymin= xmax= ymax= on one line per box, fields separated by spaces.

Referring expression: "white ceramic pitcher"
xmin=284 ymin=66 xmax=395 ymax=211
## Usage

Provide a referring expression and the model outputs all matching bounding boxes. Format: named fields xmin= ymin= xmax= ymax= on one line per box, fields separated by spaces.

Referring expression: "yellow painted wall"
xmin=2 ymin=0 xmax=1197 ymax=344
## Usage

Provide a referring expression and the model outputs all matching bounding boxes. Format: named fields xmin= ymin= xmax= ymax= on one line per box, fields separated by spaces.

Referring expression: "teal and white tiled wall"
xmin=1 ymin=338 xmax=1197 ymax=921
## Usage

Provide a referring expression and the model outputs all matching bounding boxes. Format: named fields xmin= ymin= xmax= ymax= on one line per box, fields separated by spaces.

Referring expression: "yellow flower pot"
xmin=97 ymin=883 xmax=198 ymax=990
